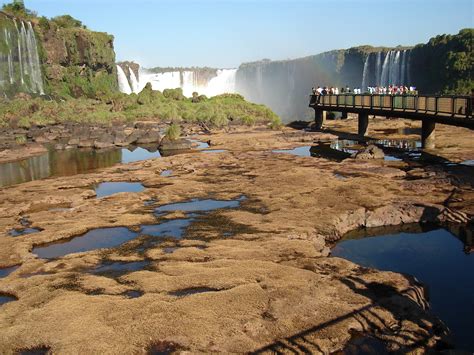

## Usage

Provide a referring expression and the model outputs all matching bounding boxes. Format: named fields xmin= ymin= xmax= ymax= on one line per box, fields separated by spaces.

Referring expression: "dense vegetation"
xmin=410 ymin=28 xmax=473 ymax=95
xmin=1 ymin=1 xmax=281 ymax=129
xmin=0 ymin=86 xmax=281 ymax=129
xmin=2 ymin=1 xmax=117 ymax=99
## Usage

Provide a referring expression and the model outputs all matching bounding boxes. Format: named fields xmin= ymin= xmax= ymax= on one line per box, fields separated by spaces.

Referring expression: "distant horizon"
xmin=2 ymin=0 xmax=472 ymax=68
xmin=123 ymin=27 xmax=470 ymax=70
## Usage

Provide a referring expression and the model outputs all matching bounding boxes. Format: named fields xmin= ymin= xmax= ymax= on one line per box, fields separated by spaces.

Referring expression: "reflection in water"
xmin=9 ymin=228 xmax=42 ymax=237
xmin=141 ymin=219 xmax=194 ymax=239
xmin=32 ymin=196 xmax=247 ymax=259
xmin=0 ymin=148 xmax=121 ymax=188
xmin=0 ymin=153 xmax=51 ymax=187
xmin=95 ymin=182 xmax=145 ymax=198
xmin=121 ymin=146 xmax=161 ymax=163
xmin=0 ymin=265 xmax=19 ymax=278
xmin=154 ymin=196 xmax=245 ymax=214
xmin=0 ymin=294 xmax=17 ymax=305
xmin=0 ymin=145 xmax=166 ymax=188
xmin=32 ymin=227 xmax=138 ymax=259
xmin=332 ymin=225 xmax=474 ymax=351
xmin=273 ymin=146 xmax=312 ymax=157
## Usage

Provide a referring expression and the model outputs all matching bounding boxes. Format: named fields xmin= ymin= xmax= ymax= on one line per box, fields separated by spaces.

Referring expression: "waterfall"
xmin=389 ymin=51 xmax=401 ymax=85
xmin=138 ymin=70 xmax=181 ymax=93
xmin=205 ymin=69 xmax=237 ymax=96
xmin=375 ymin=52 xmax=382 ymax=86
xmin=400 ymin=50 xmax=407 ymax=85
xmin=380 ymin=51 xmax=391 ymax=87
xmin=374 ymin=49 xmax=411 ymax=87
xmin=132 ymin=68 xmax=237 ymax=98
xmin=116 ymin=65 xmax=132 ymax=94
xmin=129 ymin=67 xmax=140 ymax=93
xmin=0 ymin=15 xmax=44 ymax=95
xmin=407 ymin=50 xmax=412 ymax=86
xmin=361 ymin=53 xmax=370 ymax=91
xmin=26 ymin=22 xmax=44 ymax=94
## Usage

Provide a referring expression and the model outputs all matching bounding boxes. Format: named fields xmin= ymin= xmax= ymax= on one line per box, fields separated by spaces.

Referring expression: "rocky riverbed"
xmin=0 ymin=117 xmax=472 ymax=353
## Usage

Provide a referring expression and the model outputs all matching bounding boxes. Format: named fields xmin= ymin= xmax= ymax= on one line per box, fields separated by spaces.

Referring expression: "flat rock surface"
xmin=0 ymin=120 xmax=472 ymax=353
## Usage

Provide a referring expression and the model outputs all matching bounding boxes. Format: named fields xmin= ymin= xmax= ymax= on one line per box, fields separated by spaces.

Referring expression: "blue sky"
xmin=4 ymin=0 xmax=473 ymax=68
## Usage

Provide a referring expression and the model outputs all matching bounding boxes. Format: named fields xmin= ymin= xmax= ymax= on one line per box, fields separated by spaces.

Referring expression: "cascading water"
xmin=0 ymin=14 xmax=44 ymax=95
xmin=361 ymin=54 xmax=370 ymax=92
xmin=361 ymin=49 xmax=412 ymax=90
xmin=380 ymin=51 xmax=391 ymax=87
xmin=204 ymin=69 xmax=237 ymax=97
xmin=118 ymin=65 xmax=238 ymax=98
xmin=116 ymin=65 xmax=132 ymax=94
xmin=375 ymin=52 xmax=382 ymax=86
xmin=129 ymin=67 xmax=140 ymax=94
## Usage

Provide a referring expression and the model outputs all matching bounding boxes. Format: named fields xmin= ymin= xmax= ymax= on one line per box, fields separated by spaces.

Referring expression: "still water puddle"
xmin=141 ymin=219 xmax=193 ymax=239
xmin=273 ymin=146 xmax=312 ymax=157
xmin=190 ymin=139 xmax=210 ymax=149
xmin=33 ymin=227 xmax=138 ymax=259
xmin=332 ymin=225 xmax=474 ymax=352
xmin=121 ymin=146 xmax=161 ymax=163
xmin=0 ymin=146 xmax=162 ymax=188
xmin=0 ymin=293 xmax=17 ymax=305
xmin=32 ymin=196 xmax=246 ymax=259
xmin=154 ymin=196 xmax=245 ymax=214
xmin=9 ymin=227 xmax=42 ymax=237
xmin=94 ymin=182 xmax=145 ymax=198
xmin=0 ymin=265 xmax=19 ymax=278
xmin=122 ymin=290 xmax=143 ymax=299
xmin=18 ymin=347 xmax=51 ymax=355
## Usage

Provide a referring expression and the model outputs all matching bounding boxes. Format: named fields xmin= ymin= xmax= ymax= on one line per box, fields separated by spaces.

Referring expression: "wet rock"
xmin=67 ymin=137 xmax=80 ymax=146
xmin=94 ymin=134 xmax=115 ymax=149
xmin=159 ymin=138 xmax=192 ymax=151
xmin=354 ymin=144 xmax=384 ymax=160
xmin=54 ymin=143 xmax=67 ymax=150
xmin=78 ymin=139 xmax=94 ymax=148
xmin=365 ymin=203 xmax=442 ymax=228
xmin=136 ymin=129 xmax=163 ymax=145
xmin=80 ymin=190 xmax=97 ymax=199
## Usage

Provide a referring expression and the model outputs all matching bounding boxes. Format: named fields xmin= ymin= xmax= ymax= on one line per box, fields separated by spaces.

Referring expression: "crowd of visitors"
xmin=311 ymin=85 xmax=417 ymax=96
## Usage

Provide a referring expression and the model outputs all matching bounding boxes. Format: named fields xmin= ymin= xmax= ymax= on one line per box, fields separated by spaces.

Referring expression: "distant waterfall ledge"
xmin=117 ymin=63 xmax=237 ymax=98
xmin=361 ymin=49 xmax=412 ymax=90
xmin=0 ymin=14 xmax=45 ymax=96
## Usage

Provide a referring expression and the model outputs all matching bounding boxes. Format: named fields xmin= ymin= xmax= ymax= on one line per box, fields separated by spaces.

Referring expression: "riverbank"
xmin=0 ymin=119 xmax=472 ymax=353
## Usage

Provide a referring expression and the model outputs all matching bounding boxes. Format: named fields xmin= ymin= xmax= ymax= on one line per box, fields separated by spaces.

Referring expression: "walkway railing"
xmin=309 ymin=94 xmax=473 ymax=119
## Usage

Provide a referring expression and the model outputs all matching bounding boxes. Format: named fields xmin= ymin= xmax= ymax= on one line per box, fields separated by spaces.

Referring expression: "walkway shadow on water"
xmin=251 ymin=274 xmax=450 ymax=354
xmin=296 ymin=125 xmax=474 ymax=188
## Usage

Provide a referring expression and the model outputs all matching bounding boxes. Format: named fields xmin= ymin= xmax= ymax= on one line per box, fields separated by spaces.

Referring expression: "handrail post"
xmin=468 ymin=96 xmax=473 ymax=118
xmin=451 ymin=97 xmax=455 ymax=117
xmin=370 ymin=94 xmax=373 ymax=110
xmin=435 ymin=97 xmax=439 ymax=115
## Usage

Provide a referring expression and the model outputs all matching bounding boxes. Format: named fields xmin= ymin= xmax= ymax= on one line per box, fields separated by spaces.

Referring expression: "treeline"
xmin=410 ymin=28 xmax=473 ymax=95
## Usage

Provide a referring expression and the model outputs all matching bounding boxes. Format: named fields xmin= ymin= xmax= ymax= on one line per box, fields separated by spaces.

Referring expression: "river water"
xmin=332 ymin=224 xmax=474 ymax=351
